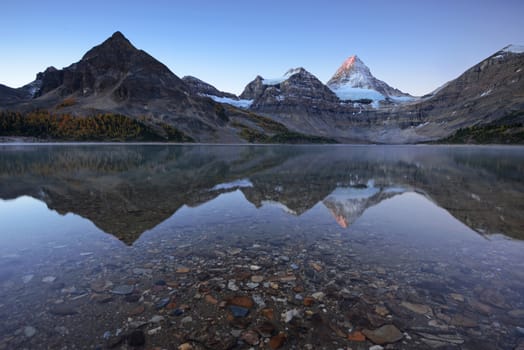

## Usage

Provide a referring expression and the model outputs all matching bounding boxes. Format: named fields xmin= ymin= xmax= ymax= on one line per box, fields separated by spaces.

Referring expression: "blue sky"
xmin=1 ymin=0 xmax=523 ymax=95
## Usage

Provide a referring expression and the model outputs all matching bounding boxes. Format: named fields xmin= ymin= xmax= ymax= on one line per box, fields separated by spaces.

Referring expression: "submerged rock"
xmin=363 ymin=324 xmax=403 ymax=345
xmin=111 ymin=285 xmax=134 ymax=295
xmin=49 ymin=304 xmax=78 ymax=316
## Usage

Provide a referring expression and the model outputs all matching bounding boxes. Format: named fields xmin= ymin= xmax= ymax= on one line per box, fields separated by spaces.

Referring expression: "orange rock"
xmin=303 ymin=297 xmax=315 ymax=306
xmin=310 ymin=262 xmax=323 ymax=272
xmin=166 ymin=302 xmax=178 ymax=310
xmin=229 ymin=296 xmax=254 ymax=308
xmin=205 ymin=294 xmax=218 ymax=305
xmin=348 ymin=331 xmax=366 ymax=342
xmin=261 ymin=308 xmax=274 ymax=320
xmin=129 ymin=305 xmax=145 ymax=316
xmin=269 ymin=333 xmax=286 ymax=349
xmin=178 ymin=343 xmax=193 ymax=350
xmin=293 ymin=285 xmax=304 ymax=293
xmin=176 ymin=267 xmax=190 ymax=273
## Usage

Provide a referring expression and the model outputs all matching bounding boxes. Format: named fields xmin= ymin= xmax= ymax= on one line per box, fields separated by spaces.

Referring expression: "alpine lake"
xmin=0 ymin=144 xmax=523 ymax=350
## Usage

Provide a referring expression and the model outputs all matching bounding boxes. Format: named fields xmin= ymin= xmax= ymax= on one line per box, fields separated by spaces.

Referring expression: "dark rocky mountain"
xmin=182 ymin=75 xmax=237 ymax=99
xmin=238 ymin=68 xmax=352 ymax=133
xmin=240 ymin=68 xmax=339 ymax=105
xmin=0 ymin=84 xmax=29 ymax=104
xmin=406 ymin=45 xmax=524 ymax=140
xmin=0 ymin=32 xmax=262 ymax=142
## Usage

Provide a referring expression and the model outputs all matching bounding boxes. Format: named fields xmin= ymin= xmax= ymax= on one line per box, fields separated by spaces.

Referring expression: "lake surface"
xmin=0 ymin=144 xmax=523 ymax=350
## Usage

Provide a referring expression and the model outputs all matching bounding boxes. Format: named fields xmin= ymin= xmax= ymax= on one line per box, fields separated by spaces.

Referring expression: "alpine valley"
xmin=1 ymin=32 xmax=523 ymax=143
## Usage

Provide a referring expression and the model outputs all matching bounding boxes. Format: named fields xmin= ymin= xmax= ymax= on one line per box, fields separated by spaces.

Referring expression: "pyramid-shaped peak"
xmin=333 ymin=55 xmax=370 ymax=78
xmin=82 ymin=31 xmax=138 ymax=61
xmin=103 ymin=31 xmax=134 ymax=48
xmin=339 ymin=55 xmax=362 ymax=70
xmin=111 ymin=31 xmax=127 ymax=40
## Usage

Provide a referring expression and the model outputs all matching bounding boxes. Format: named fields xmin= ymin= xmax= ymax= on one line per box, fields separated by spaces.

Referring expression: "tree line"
xmin=0 ymin=110 xmax=192 ymax=142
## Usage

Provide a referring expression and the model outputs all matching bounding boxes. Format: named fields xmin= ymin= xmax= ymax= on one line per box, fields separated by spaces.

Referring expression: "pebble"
xmin=251 ymin=275 xmax=264 ymax=283
xmin=261 ymin=308 xmax=274 ymax=320
xmin=49 ymin=304 xmax=78 ymax=316
xmin=171 ymin=309 xmax=184 ymax=316
xmin=22 ymin=275 xmax=34 ymax=284
xmin=129 ymin=305 xmax=145 ymax=316
xmin=205 ymin=294 xmax=218 ymax=304
xmin=401 ymin=301 xmax=432 ymax=315
xmin=269 ymin=333 xmax=286 ymax=349
xmin=181 ymin=316 xmax=193 ymax=325
xmin=450 ymin=293 xmax=465 ymax=302
xmin=231 ymin=329 xmax=243 ymax=337
xmin=24 ymin=326 xmax=36 ymax=338
xmin=348 ymin=330 xmax=366 ymax=342
xmin=375 ymin=305 xmax=389 ymax=316
xmin=90 ymin=279 xmax=113 ymax=293
xmin=147 ymin=326 xmax=161 ymax=335
xmin=284 ymin=309 xmax=300 ymax=323
xmin=229 ymin=296 xmax=254 ymax=308
xmin=227 ymin=280 xmax=239 ymax=291
xmin=42 ymin=276 xmax=56 ymax=283
xmin=290 ymin=263 xmax=299 ymax=270
xmin=149 ymin=315 xmax=164 ymax=323
xmin=246 ymin=282 xmax=259 ymax=289
xmin=303 ymin=297 xmax=315 ymax=306
xmin=369 ymin=346 xmax=384 ymax=350
xmin=241 ymin=330 xmax=260 ymax=345
xmin=111 ymin=285 xmax=134 ymax=295
xmin=178 ymin=343 xmax=193 ymax=350
xmin=229 ymin=305 xmax=249 ymax=318
xmin=249 ymin=265 xmax=262 ymax=271
xmin=155 ymin=298 xmax=170 ymax=309
xmin=363 ymin=325 xmax=403 ymax=345
xmin=312 ymin=292 xmax=325 ymax=301
xmin=132 ymin=268 xmax=152 ymax=275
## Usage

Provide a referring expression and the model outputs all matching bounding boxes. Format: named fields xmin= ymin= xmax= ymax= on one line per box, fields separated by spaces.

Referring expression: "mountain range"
xmin=0 ymin=31 xmax=523 ymax=143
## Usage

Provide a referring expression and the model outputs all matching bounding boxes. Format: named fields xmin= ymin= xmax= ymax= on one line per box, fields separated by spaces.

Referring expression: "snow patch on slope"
xmin=204 ymin=95 xmax=253 ymax=108
xmin=262 ymin=68 xmax=303 ymax=86
xmin=330 ymin=86 xmax=385 ymax=102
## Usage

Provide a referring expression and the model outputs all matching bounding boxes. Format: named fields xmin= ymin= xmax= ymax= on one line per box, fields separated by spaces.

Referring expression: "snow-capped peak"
xmin=328 ymin=55 xmax=376 ymax=91
xmin=502 ymin=44 xmax=524 ymax=54
xmin=327 ymin=54 xmax=413 ymax=105
xmin=284 ymin=67 xmax=305 ymax=77
xmin=262 ymin=67 xmax=306 ymax=86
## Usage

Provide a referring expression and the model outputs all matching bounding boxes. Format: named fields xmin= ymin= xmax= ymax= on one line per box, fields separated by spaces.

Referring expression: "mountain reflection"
xmin=0 ymin=145 xmax=523 ymax=243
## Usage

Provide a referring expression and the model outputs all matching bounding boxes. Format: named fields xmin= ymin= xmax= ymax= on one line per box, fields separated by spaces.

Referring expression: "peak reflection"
xmin=0 ymin=145 xmax=522 ymax=243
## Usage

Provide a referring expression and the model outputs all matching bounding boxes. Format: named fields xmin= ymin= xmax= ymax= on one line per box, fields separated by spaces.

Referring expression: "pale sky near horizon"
xmin=0 ymin=0 xmax=523 ymax=96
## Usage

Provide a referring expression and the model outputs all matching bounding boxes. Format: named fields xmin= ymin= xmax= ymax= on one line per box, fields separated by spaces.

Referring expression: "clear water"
xmin=0 ymin=144 xmax=523 ymax=349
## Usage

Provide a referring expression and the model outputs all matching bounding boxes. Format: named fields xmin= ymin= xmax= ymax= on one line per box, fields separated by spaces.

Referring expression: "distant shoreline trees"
xmin=0 ymin=110 xmax=193 ymax=142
